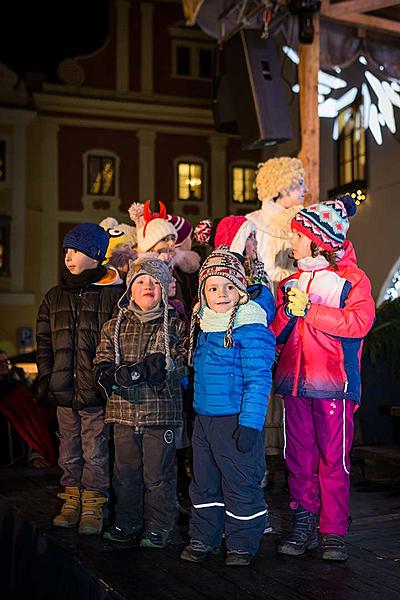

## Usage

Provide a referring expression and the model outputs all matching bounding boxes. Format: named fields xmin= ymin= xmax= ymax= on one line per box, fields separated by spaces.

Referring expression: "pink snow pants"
xmin=283 ymin=396 xmax=355 ymax=536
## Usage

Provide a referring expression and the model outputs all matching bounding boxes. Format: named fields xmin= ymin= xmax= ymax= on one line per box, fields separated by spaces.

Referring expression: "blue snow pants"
xmin=189 ymin=414 xmax=266 ymax=555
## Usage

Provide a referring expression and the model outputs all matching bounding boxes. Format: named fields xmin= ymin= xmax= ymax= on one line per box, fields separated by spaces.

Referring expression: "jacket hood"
xmin=247 ymin=201 xmax=302 ymax=240
xmin=337 ymin=240 xmax=358 ymax=269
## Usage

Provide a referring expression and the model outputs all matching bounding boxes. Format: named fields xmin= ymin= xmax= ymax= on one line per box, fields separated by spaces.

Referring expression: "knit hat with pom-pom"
xmin=291 ymin=194 xmax=357 ymax=252
xmin=129 ymin=200 xmax=177 ymax=253
xmin=193 ymin=215 xmax=256 ymax=255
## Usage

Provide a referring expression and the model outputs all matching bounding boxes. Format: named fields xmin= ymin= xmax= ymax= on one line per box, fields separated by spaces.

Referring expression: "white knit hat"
xmin=129 ymin=200 xmax=177 ymax=253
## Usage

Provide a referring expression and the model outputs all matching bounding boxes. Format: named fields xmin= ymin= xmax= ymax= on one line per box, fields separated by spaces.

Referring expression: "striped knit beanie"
xmin=193 ymin=215 xmax=256 ymax=255
xmin=188 ymin=246 xmax=249 ymax=364
xmin=291 ymin=195 xmax=357 ymax=252
xmin=167 ymin=214 xmax=193 ymax=247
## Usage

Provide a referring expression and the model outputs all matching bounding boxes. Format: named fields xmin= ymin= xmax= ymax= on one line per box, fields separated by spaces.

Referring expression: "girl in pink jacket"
xmin=271 ymin=195 xmax=375 ymax=561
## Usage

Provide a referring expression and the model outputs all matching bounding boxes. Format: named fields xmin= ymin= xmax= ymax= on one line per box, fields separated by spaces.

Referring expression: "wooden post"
xmin=297 ymin=14 xmax=320 ymax=204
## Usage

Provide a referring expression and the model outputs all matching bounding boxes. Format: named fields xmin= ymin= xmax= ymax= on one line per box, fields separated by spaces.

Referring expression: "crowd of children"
xmin=35 ymin=156 xmax=375 ymax=566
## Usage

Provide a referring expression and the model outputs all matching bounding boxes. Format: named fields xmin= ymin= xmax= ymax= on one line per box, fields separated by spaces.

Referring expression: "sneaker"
xmin=321 ymin=534 xmax=348 ymax=561
xmin=225 ymin=550 xmax=252 ymax=566
xmin=140 ymin=530 xmax=170 ymax=549
xmin=180 ymin=539 xmax=220 ymax=563
xmin=103 ymin=524 xmax=141 ymax=543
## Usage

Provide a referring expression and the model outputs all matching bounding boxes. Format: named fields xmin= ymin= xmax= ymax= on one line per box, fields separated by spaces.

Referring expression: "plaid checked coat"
xmin=94 ymin=308 xmax=187 ymax=428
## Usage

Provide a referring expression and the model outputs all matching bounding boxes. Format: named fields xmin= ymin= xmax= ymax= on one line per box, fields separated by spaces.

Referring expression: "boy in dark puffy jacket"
xmin=94 ymin=257 xmax=187 ymax=549
xmin=181 ymin=247 xmax=276 ymax=566
xmin=36 ymin=223 xmax=123 ymax=535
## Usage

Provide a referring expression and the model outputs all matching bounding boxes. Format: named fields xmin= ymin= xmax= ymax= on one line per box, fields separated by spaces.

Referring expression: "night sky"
xmin=0 ymin=0 xmax=109 ymax=82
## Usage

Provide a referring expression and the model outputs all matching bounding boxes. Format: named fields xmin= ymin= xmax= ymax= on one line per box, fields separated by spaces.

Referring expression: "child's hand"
xmin=233 ymin=425 xmax=259 ymax=453
xmin=285 ymin=288 xmax=311 ymax=318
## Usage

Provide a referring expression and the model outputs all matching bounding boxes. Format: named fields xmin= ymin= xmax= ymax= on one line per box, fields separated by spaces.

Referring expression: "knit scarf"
xmin=199 ymin=300 xmax=268 ymax=332
xmin=61 ymin=264 xmax=107 ymax=289
xmin=128 ymin=300 xmax=164 ymax=323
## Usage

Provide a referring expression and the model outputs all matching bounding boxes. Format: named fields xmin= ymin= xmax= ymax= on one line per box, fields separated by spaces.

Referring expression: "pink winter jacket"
xmin=271 ymin=241 xmax=375 ymax=403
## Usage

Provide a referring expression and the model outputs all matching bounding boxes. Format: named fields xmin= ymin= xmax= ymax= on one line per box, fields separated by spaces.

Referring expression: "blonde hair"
xmin=256 ymin=157 xmax=305 ymax=201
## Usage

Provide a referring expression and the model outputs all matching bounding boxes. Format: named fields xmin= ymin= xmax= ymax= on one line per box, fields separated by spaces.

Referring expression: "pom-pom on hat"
xmin=129 ymin=199 xmax=177 ymax=253
xmin=291 ymin=194 xmax=357 ymax=252
xmin=256 ymin=157 xmax=305 ymax=201
xmin=63 ymin=223 xmax=109 ymax=262
xmin=167 ymin=214 xmax=193 ymax=247
xmin=188 ymin=246 xmax=249 ymax=364
xmin=193 ymin=216 xmax=256 ymax=255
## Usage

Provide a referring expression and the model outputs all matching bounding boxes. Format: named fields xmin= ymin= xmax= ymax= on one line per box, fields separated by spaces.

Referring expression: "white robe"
xmin=246 ymin=200 xmax=302 ymax=296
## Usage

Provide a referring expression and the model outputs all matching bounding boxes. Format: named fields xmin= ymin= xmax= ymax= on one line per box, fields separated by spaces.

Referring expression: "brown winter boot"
xmin=53 ymin=487 xmax=81 ymax=528
xmin=79 ymin=490 xmax=108 ymax=535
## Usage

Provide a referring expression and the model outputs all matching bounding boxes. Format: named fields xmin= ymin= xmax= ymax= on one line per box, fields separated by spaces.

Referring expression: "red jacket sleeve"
xmin=305 ymin=270 xmax=375 ymax=339
xmin=270 ymin=279 xmax=294 ymax=339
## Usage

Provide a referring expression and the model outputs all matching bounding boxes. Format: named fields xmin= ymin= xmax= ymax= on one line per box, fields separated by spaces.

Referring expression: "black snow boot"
xmin=278 ymin=504 xmax=318 ymax=556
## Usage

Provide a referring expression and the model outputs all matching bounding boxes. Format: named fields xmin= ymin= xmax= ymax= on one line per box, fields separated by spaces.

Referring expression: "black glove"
xmin=233 ymin=425 xmax=259 ymax=453
xmin=143 ymin=352 xmax=166 ymax=387
xmin=114 ymin=361 xmax=147 ymax=389
xmin=95 ymin=366 xmax=115 ymax=398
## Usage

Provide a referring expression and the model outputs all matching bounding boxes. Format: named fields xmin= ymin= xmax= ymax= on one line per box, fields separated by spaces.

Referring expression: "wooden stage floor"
xmin=0 ymin=465 xmax=399 ymax=600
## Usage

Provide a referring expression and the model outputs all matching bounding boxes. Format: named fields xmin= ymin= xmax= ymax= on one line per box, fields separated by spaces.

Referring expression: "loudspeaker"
xmin=215 ymin=30 xmax=294 ymax=150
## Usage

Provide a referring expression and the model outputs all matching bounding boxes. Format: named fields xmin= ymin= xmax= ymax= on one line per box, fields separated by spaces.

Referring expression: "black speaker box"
xmin=215 ymin=30 xmax=294 ymax=150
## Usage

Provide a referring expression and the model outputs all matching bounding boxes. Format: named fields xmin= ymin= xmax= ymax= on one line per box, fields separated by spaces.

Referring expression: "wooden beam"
xmin=298 ymin=15 xmax=320 ymax=205
xmin=322 ymin=11 xmax=400 ymax=35
xmin=322 ymin=0 xmax=400 ymax=16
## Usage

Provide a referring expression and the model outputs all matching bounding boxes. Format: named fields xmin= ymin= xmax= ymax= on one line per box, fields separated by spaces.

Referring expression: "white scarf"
xmin=199 ymin=300 xmax=269 ymax=333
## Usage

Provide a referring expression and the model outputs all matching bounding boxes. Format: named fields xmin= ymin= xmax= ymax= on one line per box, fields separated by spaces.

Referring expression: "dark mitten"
xmin=114 ymin=361 xmax=147 ymax=389
xmin=233 ymin=425 xmax=259 ymax=453
xmin=95 ymin=366 xmax=115 ymax=398
xmin=143 ymin=352 xmax=166 ymax=387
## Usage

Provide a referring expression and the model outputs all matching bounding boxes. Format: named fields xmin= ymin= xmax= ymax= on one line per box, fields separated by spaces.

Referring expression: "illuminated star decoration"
xmin=282 ymin=47 xmax=400 ymax=146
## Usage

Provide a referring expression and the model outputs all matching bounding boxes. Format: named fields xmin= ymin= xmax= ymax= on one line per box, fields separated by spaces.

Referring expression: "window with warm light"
xmin=338 ymin=99 xmax=366 ymax=187
xmin=177 ymin=162 xmax=203 ymax=201
xmin=232 ymin=165 xmax=257 ymax=204
xmin=87 ymin=155 xmax=116 ymax=196
xmin=329 ymin=99 xmax=367 ymax=205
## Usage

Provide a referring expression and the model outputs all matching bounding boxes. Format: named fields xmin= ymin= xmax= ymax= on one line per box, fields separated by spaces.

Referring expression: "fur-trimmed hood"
xmin=173 ymin=248 xmax=201 ymax=274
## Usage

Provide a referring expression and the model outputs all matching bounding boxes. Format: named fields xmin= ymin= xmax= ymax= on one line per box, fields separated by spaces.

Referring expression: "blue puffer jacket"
xmin=193 ymin=288 xmax=276 ymax=432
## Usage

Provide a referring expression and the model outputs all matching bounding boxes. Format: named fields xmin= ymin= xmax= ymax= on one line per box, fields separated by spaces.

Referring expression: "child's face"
xmin=131 ymin=274 xmax=162 ymax=311
xmin=245 ymin=232 xmax=258 ymax=259
xmin=204 ymin=276 xmax=240 ymax=313
xmin=151 ymin=236 xmax=176 ymax=260
xmin=291 ymin=231 xmax=312 ymax=260
xmin=64 ymin=248 xmax=97 ymax=274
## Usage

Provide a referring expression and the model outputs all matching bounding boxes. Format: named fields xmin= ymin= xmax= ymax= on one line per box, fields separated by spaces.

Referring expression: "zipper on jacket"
xmin=292 ymin=271 xmax=314 ymax=397
xmin=343 ymin=380 xmax=348 ymax=393
xmin=73 ymin=289 xmax=83 ymax=398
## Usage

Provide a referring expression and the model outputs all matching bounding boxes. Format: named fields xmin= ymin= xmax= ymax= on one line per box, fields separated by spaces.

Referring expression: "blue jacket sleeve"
xmin=238 ymin=324 xmax=276 ymax=431
xmin=248 ymin=284 xmax=276 ymax=325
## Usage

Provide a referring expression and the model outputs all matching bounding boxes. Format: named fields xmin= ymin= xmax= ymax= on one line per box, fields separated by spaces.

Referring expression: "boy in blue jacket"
xmin=181 ymin=247 xmax=275 ymax=566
